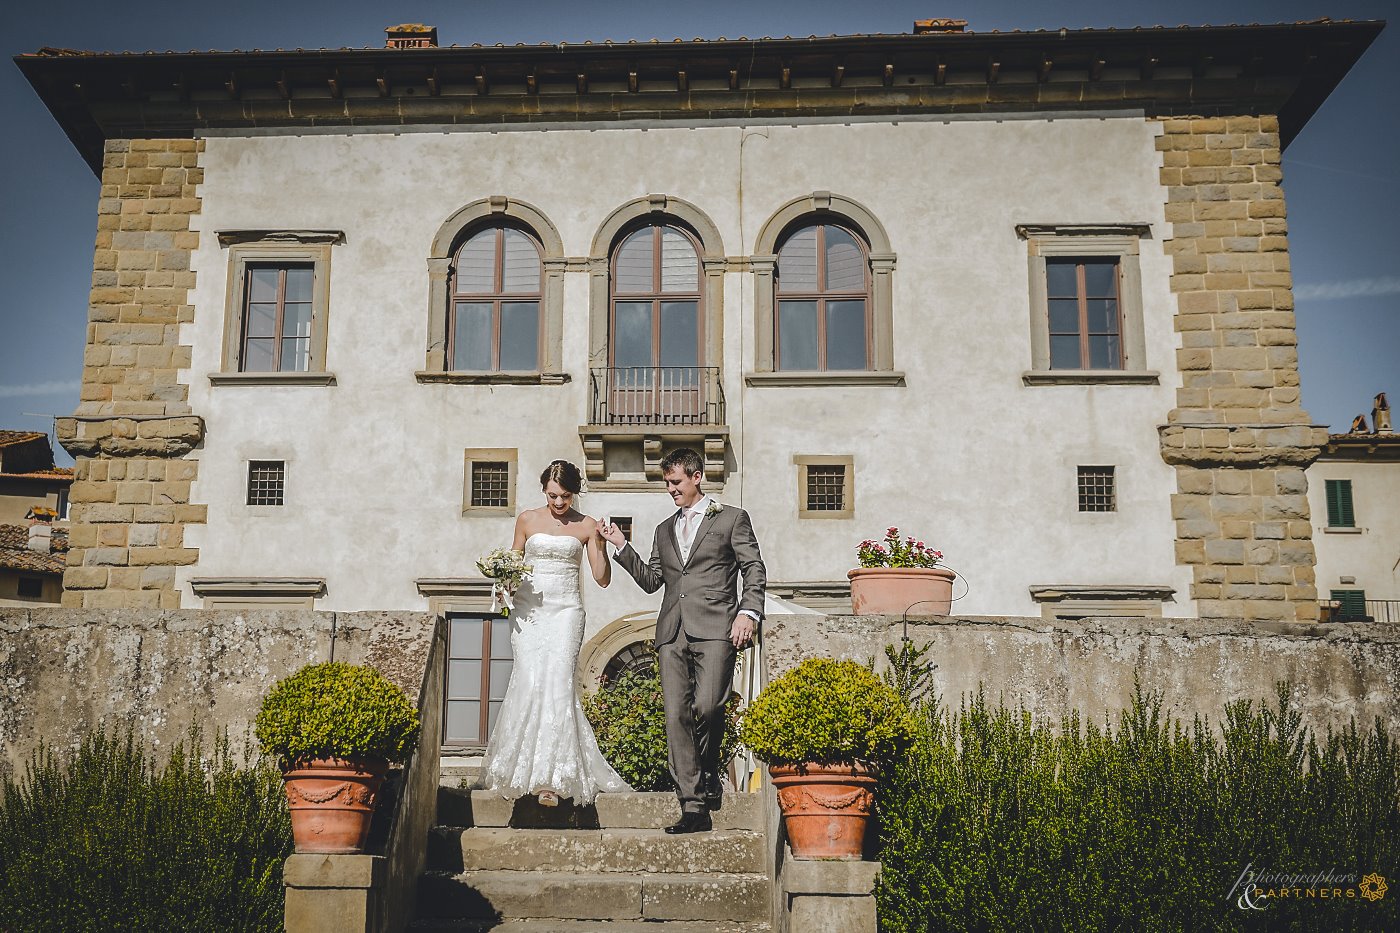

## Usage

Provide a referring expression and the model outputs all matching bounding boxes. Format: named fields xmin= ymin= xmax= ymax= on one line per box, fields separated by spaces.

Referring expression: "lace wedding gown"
xmin=479 ymin=533 xmax=631 ymax=803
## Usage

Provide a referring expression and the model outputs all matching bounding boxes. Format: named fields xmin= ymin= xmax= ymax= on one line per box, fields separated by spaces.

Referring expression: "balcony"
xmin=588 ymin=367 xmax=725 ymax=426
xmin=579 ymin=367 xmax=728 ymax=490
xmin=1320 ymin=599 xmax=1400 ymax=623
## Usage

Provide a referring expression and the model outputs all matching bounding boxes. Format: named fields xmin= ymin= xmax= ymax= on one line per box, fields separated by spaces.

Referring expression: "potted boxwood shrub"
xmin=255 ymin=661 xmax=421 ymax=854
xmin=848 ymin=526 xmax=955 ymax=615
xmin=739 ymin=657 xmax=916 ymax=859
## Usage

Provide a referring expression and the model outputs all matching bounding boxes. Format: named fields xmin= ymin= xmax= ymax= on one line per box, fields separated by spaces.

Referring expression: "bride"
xmin=479 ymin=459 xmax=631 ymax=806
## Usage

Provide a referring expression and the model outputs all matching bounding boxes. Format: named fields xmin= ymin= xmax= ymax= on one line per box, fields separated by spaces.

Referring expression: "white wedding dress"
xmin=479 ymin=533 xmax=631 ymax=803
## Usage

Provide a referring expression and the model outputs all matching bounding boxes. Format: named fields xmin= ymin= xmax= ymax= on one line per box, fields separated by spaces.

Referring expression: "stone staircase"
xmin=411 ymin=785 xmax=772 ymax=931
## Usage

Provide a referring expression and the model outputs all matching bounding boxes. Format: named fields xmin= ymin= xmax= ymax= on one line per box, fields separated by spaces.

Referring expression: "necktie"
xmin=680 ymin=510 xmax=697 ymax=557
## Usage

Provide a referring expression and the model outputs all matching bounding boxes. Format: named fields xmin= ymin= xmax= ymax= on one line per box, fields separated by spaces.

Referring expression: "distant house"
xmin=0 ymin=432 xmax=72 ymax=605
xmin=1309 ymin=394 xmax=1399 ymax=623
xmin=0 ymin=431 xmax=72 ymax=523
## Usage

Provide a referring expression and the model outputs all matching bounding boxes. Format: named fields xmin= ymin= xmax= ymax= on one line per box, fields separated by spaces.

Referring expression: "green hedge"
xmin=583 ymin=662 xmax=741 ymax=792
xmin=0 ymin=729 xmax=292 ymax=933
xmin=876 ymin=642 xmax=1400 ymax=932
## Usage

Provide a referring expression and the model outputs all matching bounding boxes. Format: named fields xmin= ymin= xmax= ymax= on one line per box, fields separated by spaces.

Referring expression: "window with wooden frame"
xmin=443 ymin=614 xmax=514 ymax=747
xmin=1077 ymin=465 xmax=1116 ymax=512
xmin=246 ymin=460 xmax=286 ymax=506
xmin=215 ymin=235 xmax=337 ymax=384
xmin=610 ymin=224 xmax=704 ymax=369
xmin=1330 ymin=589 xmax=1366 ymax=621
xmin=775 ymin=222 xmax=871 ymax=371
xmin=1047 ymin=258 xmax=1122 ymax=370
xmin=610 ymin=516 xmax=634 ymax=542
xmin=1325 ymin=479 xmax=1356 ymax=528
xmin=1018 ymin=224 xmax=1153 ymax=384
xmin=462 ymin=448 xmax=517 ymax=515
xmin=795 ymin=455 xmax=855 ymax=519
xmin=450 ymin=225 xmax=543 ymax=372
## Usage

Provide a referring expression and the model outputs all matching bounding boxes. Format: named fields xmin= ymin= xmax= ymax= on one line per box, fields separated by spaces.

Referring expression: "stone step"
xmin=428 ymin=826 xmax=766 ymax=874
xmin=417 ymin=870 xmax=769 ymax=923
xmin=438 ymin=788 xmax=764 ymax=832
xmin=409 ymin=919 xmax=770 ymax=932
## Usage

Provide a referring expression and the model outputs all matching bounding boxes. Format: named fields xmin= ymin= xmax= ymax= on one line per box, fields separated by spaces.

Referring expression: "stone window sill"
xmin=189 ymin=577 xmax=325 ymax=597
xmin=1323 ymin=526 xmax=1363 ymax=534
xmin=744 ymin=371 xmax=906 ymax=387
xmin=416 ymin=371 xmax=570 ymax=385
xmin=1022 ymin=370 xmax=1159 ymax=386
xmin=209 ymin=372 xmax=337 ymax=386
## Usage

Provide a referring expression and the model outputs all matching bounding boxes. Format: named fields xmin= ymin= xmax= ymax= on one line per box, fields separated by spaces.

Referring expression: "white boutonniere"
xmin=705 ymin=500 xmax=723 ymax=518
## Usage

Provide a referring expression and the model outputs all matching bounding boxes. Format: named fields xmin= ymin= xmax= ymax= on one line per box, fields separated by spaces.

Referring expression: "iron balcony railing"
xmin=589 ymin=366 xmax=725 ymax=426
xmin=1320 ymin=599 xmax=1400 ymax=623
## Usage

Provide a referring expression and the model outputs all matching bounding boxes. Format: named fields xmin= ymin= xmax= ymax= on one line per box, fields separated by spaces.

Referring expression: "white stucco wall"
xmin=178 ymin=113 xmax=1192 ymax=629
xmin=1308 ymin=458 xmax=1400 ymax=604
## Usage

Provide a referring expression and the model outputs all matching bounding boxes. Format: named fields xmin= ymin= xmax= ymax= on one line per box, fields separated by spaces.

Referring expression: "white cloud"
xmin=0 ymin=380 xmax=80 ymax=399
xmin=1294 ymin=276 xmax=1400 ymax=301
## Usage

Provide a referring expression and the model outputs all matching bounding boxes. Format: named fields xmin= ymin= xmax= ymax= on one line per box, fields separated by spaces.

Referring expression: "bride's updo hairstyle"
xmin=540 ymin=459 xmax=583 ymax=495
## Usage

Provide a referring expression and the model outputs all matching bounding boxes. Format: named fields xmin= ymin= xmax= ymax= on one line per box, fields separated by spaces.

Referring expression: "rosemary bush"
xmin=876 ymin=642 xmax=1400 ymax=932
xmin=0 ymin=729 xmax=292 ymax=933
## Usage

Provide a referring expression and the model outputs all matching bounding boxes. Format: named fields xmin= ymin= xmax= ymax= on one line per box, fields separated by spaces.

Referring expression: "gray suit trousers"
xmin=659 ymin=631 xmax=735 ymax=812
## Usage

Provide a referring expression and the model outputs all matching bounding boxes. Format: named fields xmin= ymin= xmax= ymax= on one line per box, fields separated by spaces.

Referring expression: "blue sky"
xmin=2 ymin=1 xmax=1395 ymax=464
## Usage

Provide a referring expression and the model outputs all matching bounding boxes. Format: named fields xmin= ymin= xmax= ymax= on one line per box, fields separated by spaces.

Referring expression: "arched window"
xmin=606 ymin=223 xmax=706 ymax=421
xmin=450 ymin=225 xmax=542 ymax=372
xmin=774 ymin=222 xmax=871 ymax=371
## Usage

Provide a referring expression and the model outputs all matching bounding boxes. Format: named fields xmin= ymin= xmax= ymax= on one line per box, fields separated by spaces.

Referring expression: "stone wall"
xmin=56 ymin=138 xmax=207 ymax=609
xmin=762 ymin=614 xmax=1400 ymax=736
xmin=0 ymin=607 xmax=437 ymax=777
xmin=1154 ymin=115 xmax=1329 ymax=621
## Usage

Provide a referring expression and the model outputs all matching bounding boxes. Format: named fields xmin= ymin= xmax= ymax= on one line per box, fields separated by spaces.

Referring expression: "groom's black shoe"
xmin=665 ymin=810 xmax=713 ymax=834
xmin=703 ymin=773 xmax=724 ymax=811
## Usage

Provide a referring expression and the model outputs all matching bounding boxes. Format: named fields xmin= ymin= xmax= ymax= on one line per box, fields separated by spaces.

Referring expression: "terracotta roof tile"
xmin=4 ymin=467 xmax=74 ymax=481
xmin=0 ymin=431 xmax=46 ymax=448
xmin=0 ymin=523 xmax=68 ymax=574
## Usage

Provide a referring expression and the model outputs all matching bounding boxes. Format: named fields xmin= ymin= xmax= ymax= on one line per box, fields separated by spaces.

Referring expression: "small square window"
xmin=247 ymin=461 xmax=285 ymax=506
xmin=463 ymin=449 xmax=518 ymax=514
xmin=1325 ymin=479 xmax=1355 ymax=528
xmin=1077 ymin=466 xmax=1116 ymax=512
xmin=795 ymin=455 xmax=855 ymax=519
xmin=611 ymin=516 xmax=634 ymax=542
xmin=17 ymin=577 xmax=44 ymax=599
xmin=471 ymin=462 xmax=510 ymax=508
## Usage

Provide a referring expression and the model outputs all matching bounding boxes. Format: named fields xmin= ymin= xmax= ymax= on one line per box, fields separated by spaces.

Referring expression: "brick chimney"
xmin=1374 ymin=392 xmax=1392 ymax=434
xmin=385 ymin=23 xmax=438 ymax=49
xmin=913 ymin=18 xmax=968 ymax=34
xmin=26 ymin=506 xmax=54 ymax=553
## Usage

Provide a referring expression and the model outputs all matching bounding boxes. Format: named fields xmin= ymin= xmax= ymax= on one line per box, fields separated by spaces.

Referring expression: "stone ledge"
xmin=744 ymin=371 xmax=906 ymax=387
xmin=208 ymin=371 xmax=337 ymax=386
xmin=1022 ymin=370 xmax=1160 ymax=386
xmin=56 ymin=415 xmax=204 ymax=458
xmin=1158 ymin=422 xmax=1328 ymax=467
xmin=415 ymin=371 xmax=571 ymax=385
xmin=783 ymin=857 xmax=879 ymax=895
xmin=284 ymin=853 xmax=385 ymax=889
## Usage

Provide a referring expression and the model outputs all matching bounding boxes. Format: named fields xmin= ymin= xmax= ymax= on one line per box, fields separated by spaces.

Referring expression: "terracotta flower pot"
xmin=281 ymin=756 xmax=388 ymax=854
xmin=770 ymin=762 xmax=878 ymax=859
xmin=847 ymin=566 xmax=955 ymax=616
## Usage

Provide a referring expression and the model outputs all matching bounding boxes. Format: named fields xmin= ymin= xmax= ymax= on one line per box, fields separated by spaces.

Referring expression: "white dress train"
xmin=479 ymin=533 xmax=630 ymax=804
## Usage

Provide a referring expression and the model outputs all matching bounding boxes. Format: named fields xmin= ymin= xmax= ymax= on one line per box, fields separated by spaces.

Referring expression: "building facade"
xmin=18 ymin=18 xmax=1383 ymax=740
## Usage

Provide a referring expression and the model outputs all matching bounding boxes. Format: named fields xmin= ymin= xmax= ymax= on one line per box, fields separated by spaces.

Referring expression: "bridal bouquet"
xmin=476 ymin=547 xmax=532 ymax=616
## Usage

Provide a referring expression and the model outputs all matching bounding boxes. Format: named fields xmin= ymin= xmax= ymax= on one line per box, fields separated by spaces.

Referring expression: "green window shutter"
xmin=1325 ymin=479 xmax=1355 ymax=527
xmin=1330 ymin=589 xmax=1367 ymax=620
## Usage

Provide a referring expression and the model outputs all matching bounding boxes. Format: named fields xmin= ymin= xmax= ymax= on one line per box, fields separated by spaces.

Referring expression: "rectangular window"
xmin=246 ymin=461 xmax=285 ymax=506
xmin=17 ymin=577 xmax=44 ymax=599
xmin=217 ymin=237 xmax=336 ymax=382
xmin=795 ymin=455 xmax=855 ymax=519
xmin=611 ymin=516 xmax=634 ymax=542
xmin=470 ymin=462 xmax=510 ymax=508
xmin=1077 ymin=466 xmax=1116 ymax=512
xmin=1047 ymin=258 xmax=1122 ymax=370
xmin=1330 ymin=589 xmax=1366 ymax=621
xmin=1325 ymin=479 xmax=1355 ymax=528
xmin=462 ymin=448 xmax=517 ymax=515
xmin=442 ymin=614 xmax=514 ymax=747
xmin=1018 ymin=225 xmax=1151 ymax=383
xmin=241 ymin=264 xmax=314 ymax=373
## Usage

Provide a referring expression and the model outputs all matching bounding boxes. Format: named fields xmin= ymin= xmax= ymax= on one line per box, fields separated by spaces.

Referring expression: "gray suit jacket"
xmin=614 ymin=503 xmax=767 ymax=646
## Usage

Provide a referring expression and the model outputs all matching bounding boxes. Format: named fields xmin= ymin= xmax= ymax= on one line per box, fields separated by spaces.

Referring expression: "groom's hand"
xmin=729 ymin=614 xmax=755 ymax=648
xmin=599 ymin=520 xmax=626 ymax=549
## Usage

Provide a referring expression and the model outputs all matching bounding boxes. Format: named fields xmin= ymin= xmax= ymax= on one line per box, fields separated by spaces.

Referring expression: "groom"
xmin=601 ymin=447 xmax=766 ymax=834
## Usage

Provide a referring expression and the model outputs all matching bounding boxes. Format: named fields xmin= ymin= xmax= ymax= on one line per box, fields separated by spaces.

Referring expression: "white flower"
xmin=705 ymin=501 xmax=724 ymax=517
